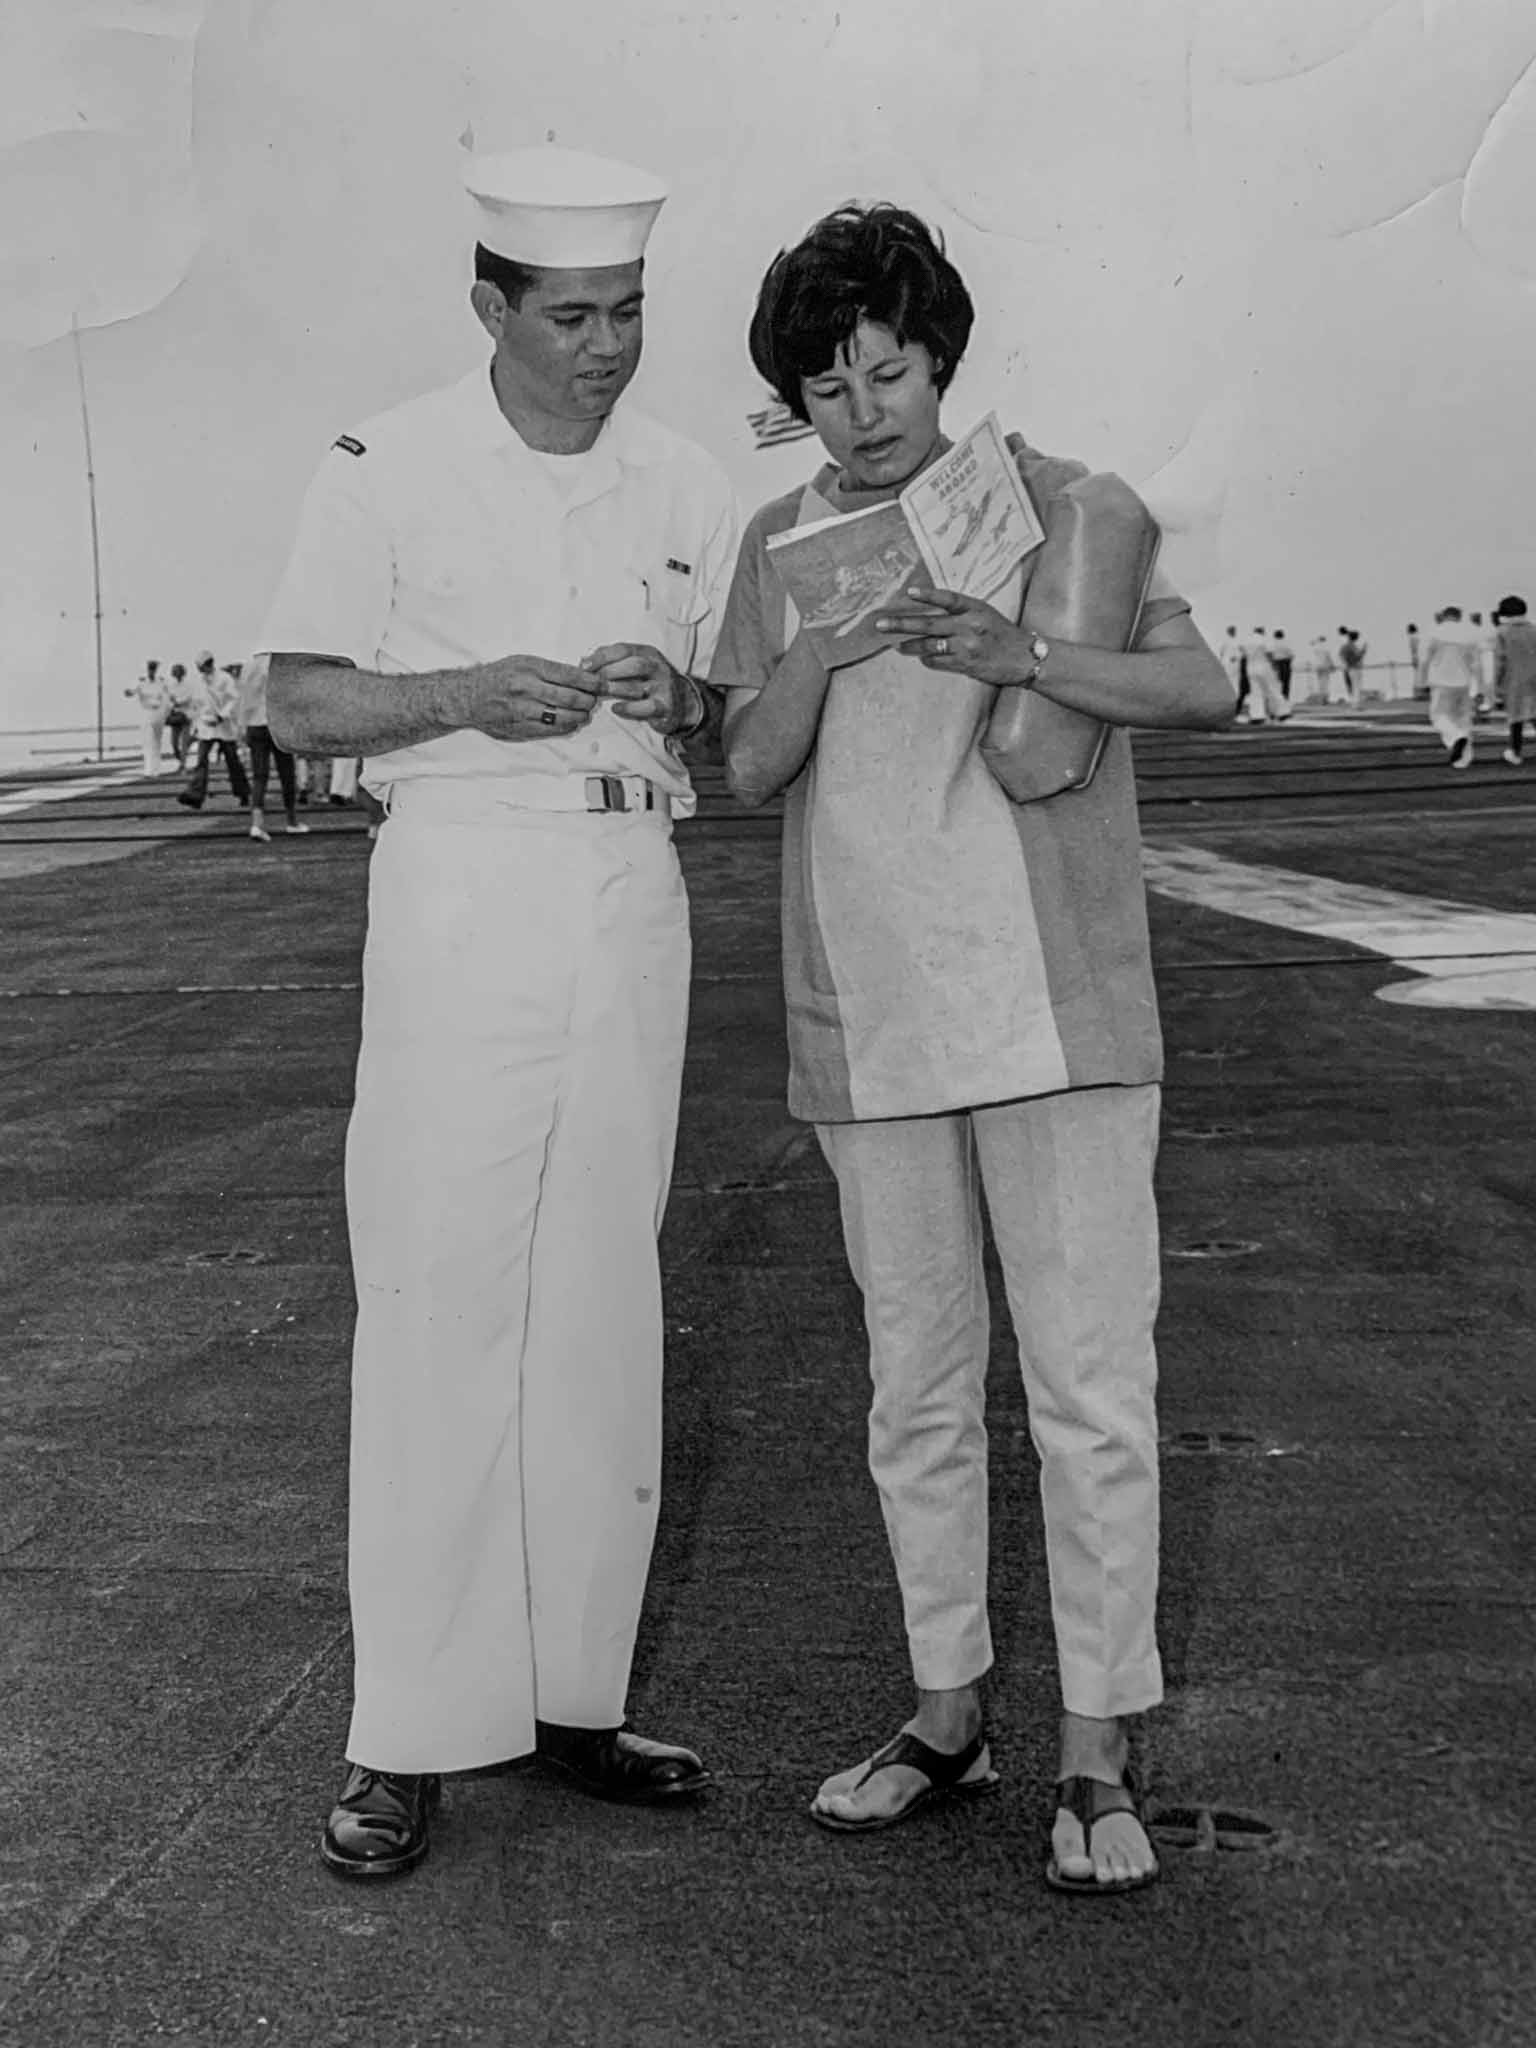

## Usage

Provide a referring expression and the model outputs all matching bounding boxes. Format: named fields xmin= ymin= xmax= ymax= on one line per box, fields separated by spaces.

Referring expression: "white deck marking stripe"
xmin=0 ymin=767 xmax=142 ymax=820
xmin=1143 ymin=844 xmax=1536 ymax=1011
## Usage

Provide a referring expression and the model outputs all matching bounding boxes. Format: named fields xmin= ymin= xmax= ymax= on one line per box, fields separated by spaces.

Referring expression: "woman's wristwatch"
xmin=1021 ymin=632 xmax=1051 ymax=688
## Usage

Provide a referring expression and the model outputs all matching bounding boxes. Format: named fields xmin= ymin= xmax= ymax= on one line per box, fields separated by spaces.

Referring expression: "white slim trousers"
xmin=818 ymin=1083 xmax=1164 ymax=1720
xmin=343 ymin=785 xmax=691 ymax=1772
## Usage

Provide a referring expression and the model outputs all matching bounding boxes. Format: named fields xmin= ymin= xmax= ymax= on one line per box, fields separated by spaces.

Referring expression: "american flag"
xmin=747 ymin=397 xmax=817 ymax=450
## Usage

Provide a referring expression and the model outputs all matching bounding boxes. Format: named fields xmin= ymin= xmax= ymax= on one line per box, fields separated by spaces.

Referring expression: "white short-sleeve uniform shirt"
xmin=257 ymin=366 xmax=739 ymax=812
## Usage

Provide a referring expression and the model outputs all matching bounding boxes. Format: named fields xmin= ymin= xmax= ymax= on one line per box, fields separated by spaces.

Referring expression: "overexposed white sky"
xmin=2 ymin=0 xmax=1535 ymax=733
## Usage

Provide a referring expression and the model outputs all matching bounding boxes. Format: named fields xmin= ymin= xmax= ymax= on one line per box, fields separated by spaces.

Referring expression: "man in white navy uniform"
xmin=258 ymin=143 xmax=739 ymax=1879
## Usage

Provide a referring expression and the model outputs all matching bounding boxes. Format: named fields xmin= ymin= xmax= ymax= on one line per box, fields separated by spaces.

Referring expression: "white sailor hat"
xmin=462 ymin=144 xmax=668 ymax=269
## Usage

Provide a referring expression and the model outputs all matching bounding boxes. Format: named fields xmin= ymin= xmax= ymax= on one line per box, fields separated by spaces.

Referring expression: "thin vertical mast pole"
xmin=69 ymin=315 xmax=106 ymax=761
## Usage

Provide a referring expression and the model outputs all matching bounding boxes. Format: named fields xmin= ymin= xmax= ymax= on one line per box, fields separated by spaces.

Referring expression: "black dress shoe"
xmin=534 ymin=1721 xmax=712 ymax=1802
xmin=320 ymin=1764 xmax=441 ymax=1878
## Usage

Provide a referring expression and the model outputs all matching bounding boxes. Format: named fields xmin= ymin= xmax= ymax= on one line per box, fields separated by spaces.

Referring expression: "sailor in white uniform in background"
xmin=125 ymin=659 xmax=171 ymax=774
xmin=258 ymin=142 xmax=739 ymax=1879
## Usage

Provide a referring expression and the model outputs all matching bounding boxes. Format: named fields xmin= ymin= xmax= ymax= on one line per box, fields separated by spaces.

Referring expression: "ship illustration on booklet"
xmin=765 ymin=413 xmax=1046 ymax=666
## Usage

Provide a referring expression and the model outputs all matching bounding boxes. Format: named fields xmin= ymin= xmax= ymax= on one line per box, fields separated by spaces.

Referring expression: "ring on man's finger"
xmin=539 ymin=710 xmax=558 ymax=726
xmin=933 ymin=636 xmax=950 ymax=657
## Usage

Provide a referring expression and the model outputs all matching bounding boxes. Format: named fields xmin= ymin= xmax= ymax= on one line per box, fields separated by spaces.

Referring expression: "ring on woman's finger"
xmin=933 ymin=636 xmax=950 ymax=657
xmin=539 ymin=710 xmax=558 ymax=726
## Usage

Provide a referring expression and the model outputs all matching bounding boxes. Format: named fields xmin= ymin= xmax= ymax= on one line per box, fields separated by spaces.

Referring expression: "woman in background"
xmin=1493 ymin=597 xmax=1536 ymax=766
xmin=714 ymin=203 xmax=1232 ymax=1894
xmin=237 ymin=652 xmax=309 ymax=841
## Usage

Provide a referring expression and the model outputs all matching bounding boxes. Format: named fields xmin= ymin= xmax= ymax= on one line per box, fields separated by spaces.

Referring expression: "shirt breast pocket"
xmin=651 ymin=573 xmax=711 ymax=676
xmin=399 ymin=530 xmax=503 ymax=601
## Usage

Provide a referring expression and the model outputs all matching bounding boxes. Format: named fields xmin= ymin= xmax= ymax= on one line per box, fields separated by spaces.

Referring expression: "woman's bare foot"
xmin=1050 ymin=1712 xmax=1158 ymax=1888
xmin=812 ymin=1684 xmax=991 ymax=1827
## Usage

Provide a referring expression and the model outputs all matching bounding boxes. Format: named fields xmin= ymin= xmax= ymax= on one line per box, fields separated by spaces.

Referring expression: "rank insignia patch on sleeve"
xmin=333 ymin=434 xmax=367 ymax=457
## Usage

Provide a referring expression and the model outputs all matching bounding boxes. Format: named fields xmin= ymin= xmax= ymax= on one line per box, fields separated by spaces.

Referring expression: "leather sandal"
xmin=810 ymin=1728 xmax=999 ymax=1835
xmin=1044 ymin=1769 xmax=1160 ymax=1895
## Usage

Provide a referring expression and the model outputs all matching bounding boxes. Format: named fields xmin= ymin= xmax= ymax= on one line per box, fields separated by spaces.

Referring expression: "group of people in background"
xmin=125 ymin=654 xmax=381 ymax=839
xmin=1217 ymin=610 xmax=1536 ymax=770
xmin=1218 ymin=624 xmax=1371 ymax=720
xmin=1310 ymin=628 xmax=1369 ymax=704
xmin=1416 ymin=598 xmax=1536 ymax=770
xmin=1218 ymin=625 xmax=1299 ymax=722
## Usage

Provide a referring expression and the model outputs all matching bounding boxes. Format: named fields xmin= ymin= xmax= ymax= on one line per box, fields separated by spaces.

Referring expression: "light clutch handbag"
xmin=979 ymin=439 xmax=1162 ymax=804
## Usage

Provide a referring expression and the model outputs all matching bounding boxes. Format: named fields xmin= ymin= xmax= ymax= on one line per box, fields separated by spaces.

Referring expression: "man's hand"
xmin=458 ymin=655 xmax=603 ymax=742
xmin=582 ymin=642 xmax=701 ymax=734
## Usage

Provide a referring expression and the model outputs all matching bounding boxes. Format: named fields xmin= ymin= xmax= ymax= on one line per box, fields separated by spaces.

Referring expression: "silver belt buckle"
xmin=584 ymin=773 xmax=662 ymax=814
xmin=585 ymin=773 xmax=627 ymax=812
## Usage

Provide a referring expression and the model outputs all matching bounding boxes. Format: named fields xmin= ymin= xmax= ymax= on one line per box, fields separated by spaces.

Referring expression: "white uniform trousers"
xmin=1429 ymin=684 xmax=1474 ymax=752
xmin=817 ymin=1082 xmax=1164 ymax=1721
xmin=344 ymin=783 xmax=691 ymax=1773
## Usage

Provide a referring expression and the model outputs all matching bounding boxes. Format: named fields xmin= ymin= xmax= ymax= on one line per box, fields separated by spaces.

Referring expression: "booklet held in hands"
xmin=765 ymin=413 xmax=1046 ymax=666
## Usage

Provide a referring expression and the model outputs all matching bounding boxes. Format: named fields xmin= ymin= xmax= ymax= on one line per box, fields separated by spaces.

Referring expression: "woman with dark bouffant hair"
xmin=713 ymin=202 xmax=1232 ymax=1894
